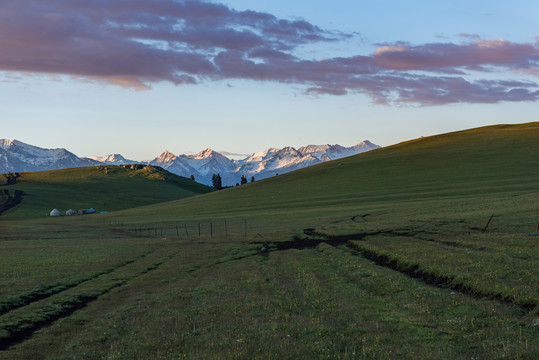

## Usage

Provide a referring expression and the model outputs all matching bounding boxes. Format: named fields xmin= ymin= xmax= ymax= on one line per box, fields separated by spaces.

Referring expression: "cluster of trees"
xmin=4 ymin=172 xmax=20 ymax=185
xmin=238 ymin=175 xmax=255 ymax=186
xmin=210 ymin=174 xmax=255 ymax=189
xmin=211 ymin=173 xmax=222 ymax=190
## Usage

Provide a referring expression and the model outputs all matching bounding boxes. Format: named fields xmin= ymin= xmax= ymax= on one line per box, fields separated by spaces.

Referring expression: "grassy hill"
xmin=116 ymin=122 xmax=539 ymax=223
xmin=0 ymin=165 xmax=213 ymax=219
xmin=0 ymin=123 xmax=537 ymax=359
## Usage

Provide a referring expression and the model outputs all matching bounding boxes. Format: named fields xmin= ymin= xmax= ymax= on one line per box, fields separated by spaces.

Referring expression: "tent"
xmin=66 ymin=209 xmax=76 ymax=216
xmin=50 ymin=209 xmax=61 ymax=217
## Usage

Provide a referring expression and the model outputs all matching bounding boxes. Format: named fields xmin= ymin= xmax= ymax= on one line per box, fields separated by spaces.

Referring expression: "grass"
xmin=0 ymin=122 xmax=537 ymax=359
xmin=0 ymin=164 xmax=213 ymax=219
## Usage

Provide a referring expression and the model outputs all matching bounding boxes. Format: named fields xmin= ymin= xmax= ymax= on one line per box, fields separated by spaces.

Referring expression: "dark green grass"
xmin=0 ymin=122 xmax=537 ymax=359
xmin=0 ymin=236 xmax=159 ymax=315
xmin=110 ymin=122 xmax=538 ymax=225
xmin=0 ymin=165 xmax=213 ymax=219
xmin=2 ymin=239 xmax=536 ymax=359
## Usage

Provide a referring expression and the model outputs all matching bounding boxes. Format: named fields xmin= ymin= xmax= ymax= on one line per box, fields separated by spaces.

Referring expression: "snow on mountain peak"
xmin=3 ymin=139 xmax=71 ymax=160
xmin=191 ymin=148 xmax=220 ymax=160
xmin=0 ymin=139 xmax=14 ymax=149
xmin=298 ymin=144 xmax=331 ymax=155
xmin=156 ymin=150 xmax=177 ymax=163
xmin=355 ymin=140 xmax=378 ymax=148
xmin=0 ymin=139 xmax=96 ymax=172
xmin=87 ymin=154 xmax=135 ymax=165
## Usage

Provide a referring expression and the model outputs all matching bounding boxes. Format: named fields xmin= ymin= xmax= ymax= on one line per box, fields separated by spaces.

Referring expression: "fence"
xmin=104 ymin=218 xmax=250 ymax=239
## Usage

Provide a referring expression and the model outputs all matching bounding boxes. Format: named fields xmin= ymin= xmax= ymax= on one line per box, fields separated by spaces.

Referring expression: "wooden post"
xmin=482 ymin=214 xmax=494 ymax=233
xmin=198 ymin=223 xmax=201 ymax=237
xmin=210 ymin=222 xmax=213 ymax=238
xmin=225 ymin=220 xmax=228 ymax=237
xmin=176 ymin=225 xmax=180 ymax=238
xmin=244 ymin=219 xmax=247 ymax=238
xmin=536 ymin=218 xmax=539 ymax=233
xmin=184 ymin=224 xmax=188 ymax=236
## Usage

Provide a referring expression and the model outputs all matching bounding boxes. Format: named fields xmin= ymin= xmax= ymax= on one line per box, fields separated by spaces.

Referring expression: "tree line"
xmin=210 ymin=173 xmax=255 ymax=190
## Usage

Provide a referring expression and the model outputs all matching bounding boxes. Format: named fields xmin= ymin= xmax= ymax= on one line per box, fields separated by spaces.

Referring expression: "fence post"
xmin=482 ymin=214 xmax=494 ymax=233
xmin=176 ymin=225 xmax=180 ymax=238
xmin=225 ymin=220 xmax=228 ymax=237
xmin=198 ymin=223 xmax=201 ymax=237
xmin=210 ymin=222 xmax=213 ymax=238
xmin=185 ymin=224 xmax=189 ymax=236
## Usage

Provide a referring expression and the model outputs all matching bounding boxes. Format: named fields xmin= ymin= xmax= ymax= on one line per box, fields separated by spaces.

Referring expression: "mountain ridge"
xmin=148 ymin=141 xmax=380 ymax=185
xmin=0 ymin=139 xmax=380 ymax=186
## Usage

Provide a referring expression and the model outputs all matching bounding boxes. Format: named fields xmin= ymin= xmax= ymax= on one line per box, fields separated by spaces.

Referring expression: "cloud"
xmin=458 ymin=33 xmax=480 ymax=40
xmin=219 ymin=151 xmax=249 ymax=159
xmin=371 ymin=39 xmax=538 ymax=72
xmin=0 ymin=0 xmax=538 ymax=105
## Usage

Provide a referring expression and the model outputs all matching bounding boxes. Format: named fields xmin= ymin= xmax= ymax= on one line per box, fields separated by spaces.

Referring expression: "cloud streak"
xmin=1 ymin=0 xmax=538 ymax=105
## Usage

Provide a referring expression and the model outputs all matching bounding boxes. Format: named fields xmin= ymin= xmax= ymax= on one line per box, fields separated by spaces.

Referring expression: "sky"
xmin=0 ymin=0 xmax=538 ymax=160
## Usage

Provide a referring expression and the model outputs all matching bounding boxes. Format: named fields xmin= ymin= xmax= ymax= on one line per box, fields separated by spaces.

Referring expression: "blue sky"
xmin=0 ymin=0 xmax=537 ymax=160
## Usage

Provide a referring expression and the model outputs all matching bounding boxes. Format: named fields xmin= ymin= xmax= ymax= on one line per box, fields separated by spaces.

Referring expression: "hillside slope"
xmin=0 ymin=165 xmax=213 ymax=219
xmin=119 ymin=122 xmax=539 ymax=222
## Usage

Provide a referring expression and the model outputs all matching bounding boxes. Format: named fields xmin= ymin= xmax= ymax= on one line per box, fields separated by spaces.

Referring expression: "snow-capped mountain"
xmin=0 ymin=139 xmax=380 ymax=186
xmin=0 ymin=139 xmax=98 ymax=173
xmin=149 ymin=148 xmax=237 ymax=185
xmin=298 ymin=141 xmax=379 ymax=160
xmin=148 ymin=150 xmax=200 ymax=177
xmin=184 ymin=148 xmax=237 ymax=175
xmin=86 ymin=154 xmax=136 ymax=165
xmin=151 ymin=141 xmax=380 ymax=186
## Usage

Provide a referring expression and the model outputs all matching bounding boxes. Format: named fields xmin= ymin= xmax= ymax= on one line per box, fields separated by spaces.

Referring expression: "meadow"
xmin=0 ymin=123 xmax=537 ymax=359
xmin=0 ymin=164 xmax=213 ymax=220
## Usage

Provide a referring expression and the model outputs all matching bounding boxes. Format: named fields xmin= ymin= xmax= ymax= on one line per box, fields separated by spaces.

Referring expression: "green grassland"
xmin=0 ymin=123 xmax=538 ymax=359
xmin=0 ymin=164 xmax=213 ymax=219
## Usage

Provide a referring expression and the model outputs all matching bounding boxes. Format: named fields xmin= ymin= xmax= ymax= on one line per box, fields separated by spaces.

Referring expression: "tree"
xmin=250 ymin=176 xmax=255 ymax=183
xmin=240 ymin=174 xmax=247 ymax=185
xmin=213 ymin=173 xmax=222 ymax=190
xmin=190 ymin=174 xmax=195 ymax=181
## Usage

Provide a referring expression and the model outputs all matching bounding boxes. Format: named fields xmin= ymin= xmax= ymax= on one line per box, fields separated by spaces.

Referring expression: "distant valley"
xmin=0 ymin=139 xmax=380 ymax=186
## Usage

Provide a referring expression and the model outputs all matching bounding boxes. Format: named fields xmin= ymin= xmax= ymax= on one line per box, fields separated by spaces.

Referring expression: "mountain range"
xmin=0 ymin=139 xmax=380 ymax=186
xmin=0 ymin=139 xmax=97 ymax=173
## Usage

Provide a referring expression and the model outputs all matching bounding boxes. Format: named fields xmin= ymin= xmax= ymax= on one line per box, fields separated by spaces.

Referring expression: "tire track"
xmin=0 ymin=249 xmax=174 ymax=351
xmin=258 ymin=228 xmax=535 ymax=313
xmin=345 ymin=241 xmax=535 ymax=312
xmin=0 ymin=248 xmax=158 ymax=317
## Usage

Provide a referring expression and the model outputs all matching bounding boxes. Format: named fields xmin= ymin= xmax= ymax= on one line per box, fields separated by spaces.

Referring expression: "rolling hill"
xmin=0 ymin=165 xmax=213 ymax=219
xmin=118 ymin=122 xmax=539 ymax=223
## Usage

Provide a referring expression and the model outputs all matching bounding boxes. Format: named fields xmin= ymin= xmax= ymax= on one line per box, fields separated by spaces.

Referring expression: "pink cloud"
xmin=0 ymin=0 xmax=538 ymax=105
xmin=372 ymin=39 xmax=538 ymax=72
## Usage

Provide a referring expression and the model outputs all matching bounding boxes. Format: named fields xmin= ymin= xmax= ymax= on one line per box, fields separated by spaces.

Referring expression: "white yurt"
xmin=50 ymin=209 xmax=61 ymax=217
xmin=66 ymin=209 xmax=76 ymax=216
